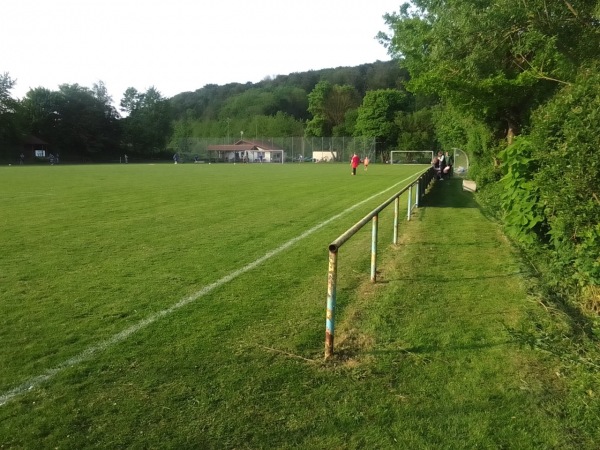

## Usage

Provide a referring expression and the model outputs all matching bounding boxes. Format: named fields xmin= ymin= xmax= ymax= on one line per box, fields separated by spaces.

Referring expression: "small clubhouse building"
xmin=22 ymin=135 xmax=50 ymax=157
xmin=206 ymin=140 xmax=285 ymax=163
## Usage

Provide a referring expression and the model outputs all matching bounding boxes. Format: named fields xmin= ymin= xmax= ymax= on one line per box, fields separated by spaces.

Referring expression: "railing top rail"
xmin=328 ymin=168 xmax=432 ymax=253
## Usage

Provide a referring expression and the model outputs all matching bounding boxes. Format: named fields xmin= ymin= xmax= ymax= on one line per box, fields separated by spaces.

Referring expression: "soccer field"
xmin=0 ymin=162 xmax=425 ymax=446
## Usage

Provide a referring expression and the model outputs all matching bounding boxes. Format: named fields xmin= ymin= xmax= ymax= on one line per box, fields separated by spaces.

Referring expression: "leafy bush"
xmin=498 ymin=137 xmax=544 ymax=245
xmin=529 ymin=67 xmax=600 ymax=286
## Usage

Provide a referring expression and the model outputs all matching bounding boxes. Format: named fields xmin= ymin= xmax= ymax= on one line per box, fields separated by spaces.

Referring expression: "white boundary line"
xmin=0 ymin=172 xmax=422 ymax=407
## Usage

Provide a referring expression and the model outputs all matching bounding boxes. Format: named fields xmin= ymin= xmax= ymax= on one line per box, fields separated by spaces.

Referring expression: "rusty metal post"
xmin=370 ymin=214 xmax=378 ymax=282
xmin=407 ymin=185 xmax=413 ymax=221
xmin=324 ymin=249 xmax=338 ymax=359
xmin=393 ymin=196 xmax=400 ymax=245
xmin=325 ymin=171 xmax=432 ymax=358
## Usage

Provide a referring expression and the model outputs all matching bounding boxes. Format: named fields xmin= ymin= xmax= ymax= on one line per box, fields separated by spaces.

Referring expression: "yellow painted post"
xmin=324 ymin=249 xmax=338 ymax=359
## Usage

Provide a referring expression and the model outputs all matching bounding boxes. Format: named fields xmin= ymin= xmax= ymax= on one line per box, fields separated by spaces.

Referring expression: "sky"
xmin=3 ymin=0 xmax=401 ymax=102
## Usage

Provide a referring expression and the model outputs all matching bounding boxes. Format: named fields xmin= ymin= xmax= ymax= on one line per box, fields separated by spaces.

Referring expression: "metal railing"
xmin=324 ymin=167 xmax=435 ymax=359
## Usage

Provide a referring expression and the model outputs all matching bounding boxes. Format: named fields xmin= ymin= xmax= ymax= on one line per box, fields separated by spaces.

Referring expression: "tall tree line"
xmin=0 ymin=80 xmax=172 ymax=162
xmin=2 ymin=60 xmax=437 ymax=163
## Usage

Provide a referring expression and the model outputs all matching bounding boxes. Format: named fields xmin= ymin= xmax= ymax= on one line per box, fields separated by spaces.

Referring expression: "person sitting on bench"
xmin=432 ymin=155 xmax=441 ymax=179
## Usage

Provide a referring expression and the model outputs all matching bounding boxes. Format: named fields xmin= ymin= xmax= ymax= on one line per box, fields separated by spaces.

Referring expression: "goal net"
xmin=452 ymin=148 xmax=470 ymax=176
xmin=390 ymin=150 xmax=434 ymax=165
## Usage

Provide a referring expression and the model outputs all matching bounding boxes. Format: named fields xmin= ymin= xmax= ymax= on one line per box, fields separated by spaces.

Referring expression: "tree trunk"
xmin=506 ymin=115 xmax=520 ymax=145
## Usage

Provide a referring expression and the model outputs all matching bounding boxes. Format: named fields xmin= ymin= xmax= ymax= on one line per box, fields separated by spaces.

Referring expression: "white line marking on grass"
xmin=0 ymin=171 xmax=422 ymax=407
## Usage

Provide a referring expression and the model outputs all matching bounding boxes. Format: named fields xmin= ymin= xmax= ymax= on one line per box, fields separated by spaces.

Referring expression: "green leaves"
xmin=0 ymin=72 xmax=17 ymax=114
xmin=19 ymin=83 xmax=121 ymax=156
xmin=0 ymin=72 xmax=22 ymax=152
xmin=353 ymin=89 xmax=406 ymax=145
xmin=528 ymin=67 xmax=600 ymax=285
xmin=499 ymin=137 xmax=544 ymax=245
xmin=382 ymin=0 xmax=600 ymax=141
xmin=305 ymin=81 xmax=360 ymax=137
xmin=120 ymin=86 xmax=172 ymax=154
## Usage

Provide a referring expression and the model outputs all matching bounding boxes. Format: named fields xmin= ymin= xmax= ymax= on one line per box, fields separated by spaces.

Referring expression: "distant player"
xmin=351 ymin=153 xmax=360 ymax=176
xmin=363 ymin=156 xmax=369 ymax=171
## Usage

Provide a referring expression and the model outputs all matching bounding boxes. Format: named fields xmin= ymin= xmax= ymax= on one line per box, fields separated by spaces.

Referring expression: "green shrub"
xmin=529 ymin=67 xmax=600 ymax=286
xmin=498 ymin=137 xmax=544 ymax=245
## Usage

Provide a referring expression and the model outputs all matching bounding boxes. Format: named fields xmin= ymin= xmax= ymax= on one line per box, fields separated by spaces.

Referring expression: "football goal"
xmin=452 ymin=148 xmax=470 ymax=176
xmin=390 ymin=150 xmax=434 ymax=165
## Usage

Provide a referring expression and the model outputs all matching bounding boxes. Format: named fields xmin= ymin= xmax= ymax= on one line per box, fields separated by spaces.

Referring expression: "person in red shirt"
xmin=351 ymin=153 xmax=360 ymax=175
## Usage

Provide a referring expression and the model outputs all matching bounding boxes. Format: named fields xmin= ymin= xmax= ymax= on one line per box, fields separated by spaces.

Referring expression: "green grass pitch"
xmin=0 ymin=162 xmax=425 ymax=447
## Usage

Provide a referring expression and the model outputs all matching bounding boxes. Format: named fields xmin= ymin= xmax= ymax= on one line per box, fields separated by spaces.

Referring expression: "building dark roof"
xmin=22 ymin=135 xmax=49 ymax=145
xmin=207 ymin=144 xmax=255 ymax=151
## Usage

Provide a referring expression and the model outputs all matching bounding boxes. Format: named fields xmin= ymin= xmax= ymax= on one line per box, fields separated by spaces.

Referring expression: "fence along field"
xmin=0 ymin=163 xmax=424 ymax=408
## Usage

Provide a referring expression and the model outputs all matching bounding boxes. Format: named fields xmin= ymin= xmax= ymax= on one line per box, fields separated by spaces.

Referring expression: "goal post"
xmin=390 ymin=150 xmax=434 ymax=165
xmin=452 ymin=148 xmax=469 ymax=176
xmin=266 ymin=150 xmax=285 ymax=164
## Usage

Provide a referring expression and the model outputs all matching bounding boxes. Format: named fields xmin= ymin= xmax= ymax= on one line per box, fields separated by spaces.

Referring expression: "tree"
xmin=19 ymin=87 xmax=60 ymax=143
xmin=171 ymin=115 xmax=193 ymax=155
xmin=0 ymin=72 xmax=17 ymax=115
xmin=379 ymin=1 xmax=600 ymax=143
xmin=218 ymin=88 xmax=279 ymax=119
xmin=305 ymin=80 xmax=332 ymax=136
xmin=354 ymin=89 xmax=406 ymax=157
xmin=120 ymin=87 xmax=142 ymax=115
xmin=395 ymin=108 xmax=437 ymax=151
xmin=333 ymin=108 xmax=358 ymax=137
xmin=120 ymin=86 xmax=173 ymax=155
xmin=305 ymin=80 xmax=360 ymax=137
xmin=19 ymin=82 xmax=120 ymax=159
xmin=0 ymin=73 xmax=21 ymax=158
xmin=272 ymin=86 xmax=309 ymax=120
xmin=257 ymin=112 xmax=304 ymax=137
xmin=92 ymin=81 xmax=119 ymax=118
xmin=56 ymin=83 xmax=120 ymax=157
xmin=528 ymin=68 xmax=600 ymax=285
